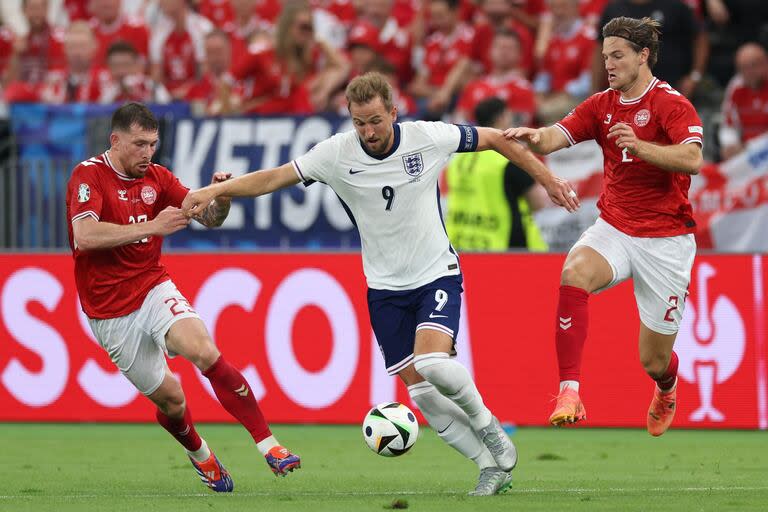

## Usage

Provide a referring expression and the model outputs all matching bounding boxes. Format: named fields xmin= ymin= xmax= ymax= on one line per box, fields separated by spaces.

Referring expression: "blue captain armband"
xmin=455 ymin=124 xmax=479 ymax=152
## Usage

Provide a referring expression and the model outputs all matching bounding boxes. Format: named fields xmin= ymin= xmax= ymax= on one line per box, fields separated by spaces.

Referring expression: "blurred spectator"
xmin=100 ymin=41 xmax=170 ymax=103
xmin=719 ymin=43 xmax=768 ymax=160
xmin=705 ymin=0 xmax=768 ymax=88
xmin=455 ymin=28 xmax=535 ymax=126
xmin=409 ymin=0 xmax=475 ymax=119
xmin=533 ymin=0 xmax=595 ymax=125
xmin=0 ymin=0 xmax=71 ymax=35
xmin=594 ymin=0 xmax=708 ymax=99
xmin=150 ymin=0 xmax=213 ymax=99
xmin=188 ymin=29 xmax=242 ymax=115
xmin=39 ymin=20 xmax=100 ymax=103
xmin=89 ymin=0 xmax=149 ymax=68
xmin=198 ymin=0 xmax=235 ymax=28
xmin=345 ymin=20 xmax=380 ymax=76
xmin=0 ymin=26 xmax=14 ymax=93
xmin=445 ymin=96 xmax=549 ymax=251
xmin=473 ymin=0 xmax=535 ymax=77
xmin=62 ymin=0 xmax=90 ymax=22
xmin=3 ymin=0 xmax=65 ymax=102
xmin=222 ymin=0 xmax=273 ymax=58
xmin=357 ymin=0 xmax=413 ymax=85
xmin=228 ymin=0 xmax=349 ymax=114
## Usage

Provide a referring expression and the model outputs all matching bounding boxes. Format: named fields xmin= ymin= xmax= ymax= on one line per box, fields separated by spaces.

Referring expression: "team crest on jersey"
xmin=402 ymin=152 xmax=424 ymax=177
xmin=634 ymin=109 xmax=651 ymax=127
xmin=141 ymin=186 xmax=157 ymax=205
xmin=77 ymin=183 xmax=90 ymax=203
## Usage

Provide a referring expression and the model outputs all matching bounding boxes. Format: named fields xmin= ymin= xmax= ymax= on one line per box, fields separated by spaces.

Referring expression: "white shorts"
xmin=87 ymin=280 xmax=200 ymax=395
xmin=571 ymin=217 xmax=696 ymax=335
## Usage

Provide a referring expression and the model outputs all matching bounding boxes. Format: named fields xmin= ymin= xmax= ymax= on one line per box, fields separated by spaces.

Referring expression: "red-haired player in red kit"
xmin=505 ymin=16 xmax=704 ymax=436
xmin=66 ymin=103 xmax=300 ymax=491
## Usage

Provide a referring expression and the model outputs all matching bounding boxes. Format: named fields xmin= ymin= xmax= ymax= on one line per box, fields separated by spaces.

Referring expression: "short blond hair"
xmin=345 ymin=72 xmax=394 ymax=110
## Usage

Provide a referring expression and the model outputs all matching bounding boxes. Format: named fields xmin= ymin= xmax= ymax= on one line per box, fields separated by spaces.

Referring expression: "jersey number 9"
xmin=382 ymin=186 xmax=395 ymax=211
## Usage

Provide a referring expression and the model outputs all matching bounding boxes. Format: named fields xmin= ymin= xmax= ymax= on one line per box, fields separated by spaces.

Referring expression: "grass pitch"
xmin=0 ymin=424 xmax=765 ymax=511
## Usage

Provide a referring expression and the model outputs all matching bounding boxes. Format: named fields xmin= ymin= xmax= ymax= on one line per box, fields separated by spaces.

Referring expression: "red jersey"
xmin=39 ymin=67 xmax=106 ymax=103
xmin=198 ymin=0 xmax=234 ymax=27
xmin=720 ymin=75 xmax=768 ymax=145
xmin=66 ymin=152 xmax=189 ymax=319
xmin=423 ymin=24 xmax=474 ymax=87
xmin=64 ymin=0 xmax=91 ymax=21
xmin=231 ymin=41 xmax=314 ymax=114
xmin=456 ymin=72 xmax=535 ymax=125
xmin=473 ymin=19 xmax=534 ymax=77
xmin=150 ymin=13 xmax=213 ymax=95
xmin=556 ymin=77 xmax=704 ymax=237
xmin=90 ymin=16 xmax=149 ymax=67
xmin=0 ymin=27 xmax=13 ymax=78
xmin=18 ymin=25 xmax=65 ymax=84
xmin=538 ymin=21 xmax=595 ymax=93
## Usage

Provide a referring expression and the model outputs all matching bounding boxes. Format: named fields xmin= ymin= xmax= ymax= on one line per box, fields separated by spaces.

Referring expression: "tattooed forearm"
xmin=195 ymin=197 xmax=231 ymax=227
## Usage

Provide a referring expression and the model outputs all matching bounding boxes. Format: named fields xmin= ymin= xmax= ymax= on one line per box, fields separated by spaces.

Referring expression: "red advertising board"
xmin=0 ymin=253 xmax=765 ymax=428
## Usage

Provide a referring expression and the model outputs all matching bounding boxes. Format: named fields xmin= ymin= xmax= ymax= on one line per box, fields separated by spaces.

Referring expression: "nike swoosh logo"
xmin=348 ymin=168 xmax=365 ymax=174
xmin=429 ymin=312 xmax=448 ymax=319
xmin=437 ymin=420 xmax=454 ymax=434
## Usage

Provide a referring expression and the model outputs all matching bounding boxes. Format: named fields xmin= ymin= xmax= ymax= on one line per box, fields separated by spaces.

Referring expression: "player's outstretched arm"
xmin=182 ymin=163 xmax=301 ymax=218
xmin=607 ymin=123 xmax=702 ymax=174
xmin=193 ymin=171 xmax=233 ymax=228
xmin=72 ymin=206 xmax=190 ymax=251
xmin=476 ymin=127 xmax=580 ymax=212
xmin=502 ymin=125 xmax=570 ymax=155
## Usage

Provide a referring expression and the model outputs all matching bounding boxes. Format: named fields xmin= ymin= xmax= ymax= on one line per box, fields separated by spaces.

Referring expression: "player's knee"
xmin=159 ymin=391 xmax=186 ymax=418
xmin=560 ymin=263 xmax=592 ymax=289
xmin=188 ymin=338 xmax=221 ymax=371
xmin=640 ymin=354 xmax=667 ymax=379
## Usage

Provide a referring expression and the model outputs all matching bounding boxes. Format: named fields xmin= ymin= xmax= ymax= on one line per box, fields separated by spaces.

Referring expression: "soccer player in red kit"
xmin=66 ymin=103 xmax=300 ymax=491
xmin=505 ymin=17 xmax=703 ymax=436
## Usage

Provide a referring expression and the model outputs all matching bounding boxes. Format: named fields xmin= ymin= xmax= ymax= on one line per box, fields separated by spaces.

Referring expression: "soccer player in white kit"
xmin=505 ymin=17 xmax=703 ymax=436
xmin=183 ymin=72 xmax=579 ymax=495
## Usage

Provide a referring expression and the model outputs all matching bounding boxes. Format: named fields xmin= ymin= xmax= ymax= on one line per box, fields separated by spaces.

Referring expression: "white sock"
xmin=408 ymin=382 xmax=496 ymax=469
xmin=256 ymin=435 xmax=279 ymax=455
xmin=413 ymin=353 xmax=493 ymax=432
xmin=560 ymin=380 xmax=580 ymax=392
xmin=186 ymin=438 xmax=211 ymax=462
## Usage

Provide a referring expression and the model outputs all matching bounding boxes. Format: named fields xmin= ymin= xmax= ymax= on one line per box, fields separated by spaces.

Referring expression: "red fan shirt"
xmin=67 ymin=152 xmax=189 ymax=319
xmin=720 ymin=75 xmax=768 ymax=145
xmin=555 ymin=77 xmax=704 ymax=237
xmin=423 ymin=23 xmax=474 ymax=87
xmin=90 ymin=16 xmax=149 ymax=68
xmin=456 ymin=72 xmax=535 ymax=125
xmin=538 ymin=21 xmax=595 ymax=93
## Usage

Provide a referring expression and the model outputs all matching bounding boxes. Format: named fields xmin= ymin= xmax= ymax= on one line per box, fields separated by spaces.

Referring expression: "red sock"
xmin=156 ymin=405 xmax=202 ymax=452
xmin=203 ymin=356 xmax=271 ymax=443
xmin=556 ymin=285 xmax=590 ymax=382
xmin=656 ymin=351 xmax=679 ymax=391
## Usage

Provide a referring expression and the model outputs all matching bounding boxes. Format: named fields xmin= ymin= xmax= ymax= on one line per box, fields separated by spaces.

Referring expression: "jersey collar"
xmin=619 ymin=77 xmax=659 ymax=105
xmin=104 ymin=151 xmax=137 ymax=181
xmin=360 ymin=123 xmax=401 ymax=161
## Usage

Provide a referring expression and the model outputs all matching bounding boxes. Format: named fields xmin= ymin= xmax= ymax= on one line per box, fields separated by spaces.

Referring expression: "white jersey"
xmin=292 ymin=121 xmax=479 ymax=290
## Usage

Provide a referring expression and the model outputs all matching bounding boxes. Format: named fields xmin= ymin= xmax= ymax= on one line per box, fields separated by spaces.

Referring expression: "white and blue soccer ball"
xmin=362 ymin=402 xmax=419 ymax=457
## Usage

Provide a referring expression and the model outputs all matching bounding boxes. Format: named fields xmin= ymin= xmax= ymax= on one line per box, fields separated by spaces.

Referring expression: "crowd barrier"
xmin=0 ymin=253 xmax=764 ymax=428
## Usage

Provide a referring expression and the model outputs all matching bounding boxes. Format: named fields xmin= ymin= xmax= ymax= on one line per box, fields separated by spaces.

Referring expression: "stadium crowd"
xmin=1 ymin=0 xmax=768 ymax=161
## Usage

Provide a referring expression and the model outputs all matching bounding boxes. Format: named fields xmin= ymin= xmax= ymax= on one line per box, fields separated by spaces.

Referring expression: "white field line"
xmin=1 ymin=486 xmax=767 ymax=499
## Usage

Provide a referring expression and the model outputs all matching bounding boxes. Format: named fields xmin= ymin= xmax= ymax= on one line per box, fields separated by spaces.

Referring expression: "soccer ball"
xmin=362 ymin=402 xmax=419 ymax=457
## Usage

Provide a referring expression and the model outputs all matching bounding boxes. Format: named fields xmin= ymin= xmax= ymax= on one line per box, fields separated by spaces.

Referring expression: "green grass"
xmin=0 ymin=424 xmax=766 ymax=511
